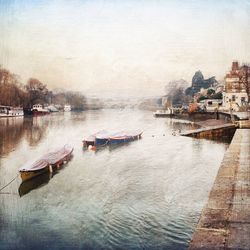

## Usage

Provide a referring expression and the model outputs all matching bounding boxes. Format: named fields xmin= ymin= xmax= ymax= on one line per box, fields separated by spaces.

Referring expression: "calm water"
xmin=0 ymin=110 xmax=227 ymax=250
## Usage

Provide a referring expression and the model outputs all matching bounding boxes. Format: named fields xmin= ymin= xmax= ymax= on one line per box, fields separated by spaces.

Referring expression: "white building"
xmin=223 ymin=61 xmax=250 ymax=111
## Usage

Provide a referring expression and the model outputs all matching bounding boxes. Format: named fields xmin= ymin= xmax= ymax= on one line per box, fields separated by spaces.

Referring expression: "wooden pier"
xmin=188 ymin=129 xmax=250 ymax=249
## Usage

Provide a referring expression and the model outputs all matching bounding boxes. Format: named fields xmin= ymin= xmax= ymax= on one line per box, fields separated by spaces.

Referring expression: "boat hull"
xmin=0 ymin=114 xmax=24 ymax=118
xmin=20 ymin=168 xmax=49 ymax=182
xmin=109 ymin=134 xmax=142 ymax=144
xmin=19 ymin=145 xmax=73 ymax=182
xmin=95 ymin=138 xmax=109 ymax=146
xmin=83 ymin=140 xmax=95 ymax=147
xmin=32 ymin=110 xmax=50 ymax=116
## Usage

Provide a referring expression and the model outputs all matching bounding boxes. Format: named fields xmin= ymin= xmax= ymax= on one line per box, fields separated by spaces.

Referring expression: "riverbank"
xmin=188 ymin=129 xmax=250 ymax=249
xmin=155 ymin=110 xmax=250 ymax=123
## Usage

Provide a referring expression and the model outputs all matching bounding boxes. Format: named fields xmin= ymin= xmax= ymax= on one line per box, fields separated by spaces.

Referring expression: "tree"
xmin=25 ymin=78 xmax=48 ymax=106
xmin=239 ymin=65 xmax=250 ymax=103
xmin=207 ymin=89 xmax=215 ymax=97
xmin=0 ymin=66 xmax=27 ymax=106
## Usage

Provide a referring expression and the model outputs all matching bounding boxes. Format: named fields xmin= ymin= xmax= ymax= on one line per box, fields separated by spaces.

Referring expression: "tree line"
xmin=0 ymin=66 xmax=86 ymax=110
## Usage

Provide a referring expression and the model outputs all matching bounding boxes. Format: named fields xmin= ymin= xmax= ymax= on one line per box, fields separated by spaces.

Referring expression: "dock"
xmin=188 ymin=129 xmax=250 ymax=249
xmin=181 ymin=123 xmax=236 ymax=140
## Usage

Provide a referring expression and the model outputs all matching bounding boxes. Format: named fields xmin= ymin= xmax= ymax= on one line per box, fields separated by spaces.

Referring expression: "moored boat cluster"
xmin=82 ymin=129 xmax=143 ymax=149
xmin=18 ymin=130 xmax=143 ymax=184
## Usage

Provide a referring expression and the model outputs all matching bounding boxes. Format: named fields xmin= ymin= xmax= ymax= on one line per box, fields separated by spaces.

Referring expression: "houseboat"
xmin=153 ymin=108 xmax=173 ymax=117
xmin=0 ymin=105 xmax=24 ymax=117
xmin=64 ymin=104 xmax=71 ymax=112
xmin=32 ymin=104 xmax=50 ymax=115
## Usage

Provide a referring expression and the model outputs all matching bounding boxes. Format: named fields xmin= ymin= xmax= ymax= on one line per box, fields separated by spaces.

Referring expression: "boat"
xmin=32 ymin=104 xmax=50 ymax=115
xmin=109 ymin=130 xmax=143 ymax=144
xmin=0 ymin=105 xmax=24 ymax=117
xmin=82 ymin=130 xmax=109 ymax=147
xmin=95 ymin=131 xmax=113 ymax=146
xmin=83 ymin=130 xmax=143 ymax=147
xmin=19 ymin=144 xmax=74 ymax=182
xmin=64 ymin=104 xmax=71 ymax=112
xmin=153 ymin=108 xmax=173 ymax=117
xmin=47 ymin=105 xmax=59 ymax=112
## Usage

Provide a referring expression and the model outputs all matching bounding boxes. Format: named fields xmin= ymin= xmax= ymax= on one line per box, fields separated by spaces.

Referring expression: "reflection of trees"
xmin=0 ymin=117 xmax=48 ymax=156
xmin=0 ymin=118 xmax=25 ymax=156
xmin=24 ymin=117 xmax=48 ymax=147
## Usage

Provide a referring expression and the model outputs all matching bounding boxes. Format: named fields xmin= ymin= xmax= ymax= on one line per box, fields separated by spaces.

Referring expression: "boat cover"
xmin=83 ymin=130 xmax=108 ymax=142
xmin=83 ymin=129 xmax=143 ymax=143
xmin=19 ymin=144 xmax=74 ymax=171
xmin=109 ymin=130 xmax=143 ymax=139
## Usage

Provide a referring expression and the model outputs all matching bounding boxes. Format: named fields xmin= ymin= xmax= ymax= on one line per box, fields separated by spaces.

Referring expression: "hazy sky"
xmin=1 ymin=0 xmax=250 ymax=97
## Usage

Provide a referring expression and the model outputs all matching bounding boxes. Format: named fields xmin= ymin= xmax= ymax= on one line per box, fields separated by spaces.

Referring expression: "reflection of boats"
xmin=64 ymin=104 xmax=71 ymax=112
xmin=32 ymin=104 xmax=50 ymax=115
xmin=0 ymin=105 xmax=24 ymax=117
xmin=19 ymin=144 xmax=74 ymax=182
xmin=18 ymin=171 xmax=52 ymax=197
xmin=83 ymin=130 xmax=143 ymax=147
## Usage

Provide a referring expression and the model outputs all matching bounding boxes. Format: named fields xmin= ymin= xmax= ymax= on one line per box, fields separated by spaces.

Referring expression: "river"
xmin=0 ymin=109 xmax=228 ymax=250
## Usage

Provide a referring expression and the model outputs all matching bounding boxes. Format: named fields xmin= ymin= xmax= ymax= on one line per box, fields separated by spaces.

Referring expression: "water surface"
xmin=0 ymin=110 xmax=228 ymax=250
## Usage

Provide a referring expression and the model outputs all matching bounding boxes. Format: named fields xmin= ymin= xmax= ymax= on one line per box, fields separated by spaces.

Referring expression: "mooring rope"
xmin=0 ymin=174 xmax=19 ymax=193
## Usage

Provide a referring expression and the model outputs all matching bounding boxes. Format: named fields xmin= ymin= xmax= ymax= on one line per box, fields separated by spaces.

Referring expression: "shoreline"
xmin=188 ymin=129 xmax=250 ymax=249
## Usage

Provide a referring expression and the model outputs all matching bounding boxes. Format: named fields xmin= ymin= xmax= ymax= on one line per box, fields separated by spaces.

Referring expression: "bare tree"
xmin=0 ymin=66 xmax=27 ymax=106
xmin=25 ymin=78 xmax=48 ymax=106
xmin=239 ymin=65 xmax=250 ymax=103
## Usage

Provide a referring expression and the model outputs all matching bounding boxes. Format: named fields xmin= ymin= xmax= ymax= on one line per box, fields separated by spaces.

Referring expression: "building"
xmin=223 ymin=61 xmax=250 ymax=111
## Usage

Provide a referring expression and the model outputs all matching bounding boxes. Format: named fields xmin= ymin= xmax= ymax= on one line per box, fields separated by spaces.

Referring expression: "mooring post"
xmin=49 ymin=165 xmax=53 ymax=173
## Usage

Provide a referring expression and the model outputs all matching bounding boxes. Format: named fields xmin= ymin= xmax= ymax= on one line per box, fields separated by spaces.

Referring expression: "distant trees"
xmin=0 ymin=66 xmax=86 ymax=110
xmin=239 ymin=65 xmax=250 ymax=102
xmin=0 ymin=66 xmax=27 ymax=106
xmin=25 ymin=78 xmax=48 ymax=107
xmin=52 ymin=91 xmax=86 ymax=110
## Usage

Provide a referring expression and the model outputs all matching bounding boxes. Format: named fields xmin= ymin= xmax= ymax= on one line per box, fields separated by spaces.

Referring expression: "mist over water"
xmin=0 ymin=110 xmax=227 ymax=249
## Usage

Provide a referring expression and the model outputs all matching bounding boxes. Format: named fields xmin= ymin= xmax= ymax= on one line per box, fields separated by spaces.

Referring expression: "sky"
xmin=0 ymin=0 xmax=250 ymax=97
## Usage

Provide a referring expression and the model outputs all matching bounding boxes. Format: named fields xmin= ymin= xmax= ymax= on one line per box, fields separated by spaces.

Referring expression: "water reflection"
xmin=0 ymin=110 xmax=228 ymax=250
xmin=0 ymin=117 xmax=48 ymax=156
xmin=24 ymin=117 xmax=49 ymax=147
xmin=0 ymin=118 xmax=24 ymax=156
xmin=18 ymin=171 xmax=53 ymax=197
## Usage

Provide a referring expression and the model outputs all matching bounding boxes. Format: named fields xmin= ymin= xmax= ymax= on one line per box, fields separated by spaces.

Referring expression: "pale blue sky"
xmin=1 ymin=0 xmax=250 ymax=97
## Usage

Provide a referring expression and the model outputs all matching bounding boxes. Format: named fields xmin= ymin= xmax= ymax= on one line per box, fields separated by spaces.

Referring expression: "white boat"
xmin=0 ymin=105 xmax=24 ymax=117
xmin=64 ymin=105 xmax=71 ymax=112
xmin=32 ymin=104 xmax=50 ymax=115
xmin=47 ymin=105 xmax=59 ymax=112
xmin=153 ymin=108 xmax=173 ymax=117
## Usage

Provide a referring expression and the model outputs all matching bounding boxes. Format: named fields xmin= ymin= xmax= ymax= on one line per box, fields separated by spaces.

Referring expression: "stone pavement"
xmin=188 ymin=129 xmax=250 ymax=250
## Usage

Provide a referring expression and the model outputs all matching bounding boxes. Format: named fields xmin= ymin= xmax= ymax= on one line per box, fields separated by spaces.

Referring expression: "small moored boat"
xmin=19 ymin=144 xmax=73 ymax=182
xmin=153 ymin=108 xmax=173 ymax=117
xmin=32 ymin=104 xmax=50 ymax=115
xmin=83 ymin=130 xmax=143 ymax=147
xmin=109 ymin=130 xmax=143 ymax=144
xmin=64 ymin=105 xmax=71 ymax=112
